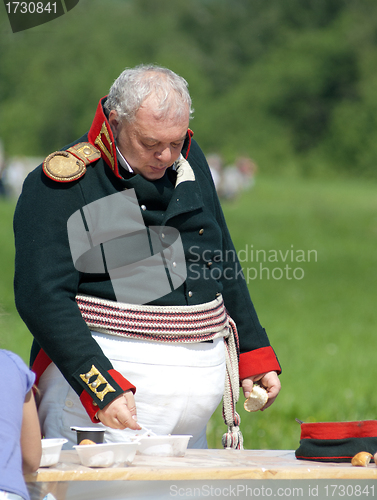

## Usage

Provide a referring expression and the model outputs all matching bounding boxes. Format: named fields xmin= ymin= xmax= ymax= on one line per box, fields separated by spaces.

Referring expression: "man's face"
xmin=109 ymin=96 xmax=190 ymax=181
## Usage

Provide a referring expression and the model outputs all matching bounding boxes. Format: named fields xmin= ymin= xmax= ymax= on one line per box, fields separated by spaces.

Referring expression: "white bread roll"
xmin=243 ymin=385 xmax=268 ymax=412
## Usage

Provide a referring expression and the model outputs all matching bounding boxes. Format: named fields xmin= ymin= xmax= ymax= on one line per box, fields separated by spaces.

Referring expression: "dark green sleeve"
xmin=14 ymin=166 xmax=134 ymax=416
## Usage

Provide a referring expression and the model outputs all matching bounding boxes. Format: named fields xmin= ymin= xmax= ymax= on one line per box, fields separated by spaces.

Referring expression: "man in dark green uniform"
xmin=14 ymin=65 xmax=281 ymax=449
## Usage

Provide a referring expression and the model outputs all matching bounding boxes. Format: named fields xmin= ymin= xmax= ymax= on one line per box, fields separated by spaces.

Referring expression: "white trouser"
xmin=38 ymin=332 xmax=226 ymax=449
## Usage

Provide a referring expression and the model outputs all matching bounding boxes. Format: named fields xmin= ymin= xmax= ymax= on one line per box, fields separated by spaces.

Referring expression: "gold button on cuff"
xmin=188 ymin=291 xmax=193 ymax=297
xmin=199 ymin=229 xmax=204 ymax=235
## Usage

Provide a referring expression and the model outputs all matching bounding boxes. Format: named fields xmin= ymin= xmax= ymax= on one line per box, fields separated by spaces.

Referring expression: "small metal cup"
xmin=71 ymin=426 xmax=105 ymax=445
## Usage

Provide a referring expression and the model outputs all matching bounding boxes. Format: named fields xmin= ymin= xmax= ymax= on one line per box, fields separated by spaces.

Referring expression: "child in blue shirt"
xmin=0 ymin=350 xmax=41 ymax=500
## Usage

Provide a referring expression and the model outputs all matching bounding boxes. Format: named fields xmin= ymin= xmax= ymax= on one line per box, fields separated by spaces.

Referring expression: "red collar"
xmin=88 ymin=96 xmax=121 ymax=178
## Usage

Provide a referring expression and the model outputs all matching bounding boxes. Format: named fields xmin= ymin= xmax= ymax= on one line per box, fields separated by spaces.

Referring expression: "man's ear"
xmin=108 ymin=110 xmax=120 ymax=139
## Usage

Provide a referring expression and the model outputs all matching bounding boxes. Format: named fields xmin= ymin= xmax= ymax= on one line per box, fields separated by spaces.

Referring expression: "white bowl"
xmin=40 ymin=438 xmax=68 ymax=467
xmin=135 ymin=435 xmax=192 ymax=456
xmin=74 ymin=442 xmax=140 ymax=468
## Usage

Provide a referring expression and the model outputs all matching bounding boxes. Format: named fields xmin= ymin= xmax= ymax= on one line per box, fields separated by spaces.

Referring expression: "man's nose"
xmin=155 ymin=146 xmax=172 ymax=164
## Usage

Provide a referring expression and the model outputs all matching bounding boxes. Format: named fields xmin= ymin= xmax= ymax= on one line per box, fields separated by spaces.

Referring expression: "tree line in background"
xmin=1 ymin=0 xmax=376 ymax=179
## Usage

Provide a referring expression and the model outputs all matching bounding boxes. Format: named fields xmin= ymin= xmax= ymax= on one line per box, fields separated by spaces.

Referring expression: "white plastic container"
xmin=74 ymin=441 xmax=140 ymax=468
xmin=40 ymin=438 xmax=68 ymax=467
xmin=136 ymin=435 xmax=192 ymax=456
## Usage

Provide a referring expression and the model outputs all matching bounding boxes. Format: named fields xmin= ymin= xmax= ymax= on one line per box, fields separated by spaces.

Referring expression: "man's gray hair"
xmin=104 ymin=64 xmax=193 ymax=123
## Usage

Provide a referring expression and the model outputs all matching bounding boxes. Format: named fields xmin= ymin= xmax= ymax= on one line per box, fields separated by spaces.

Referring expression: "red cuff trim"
xmin=80 ymin=390 xmax=101 ymax=423
xmin=31 ymin=349 xmax=52 ymax=386
xmin=80 ymin=370 xmax=136 ymax=423
xmin=300 ymin=421 xmax=377 ymax=441
xmin=239 ymin=346 xmax=281 ymax=380
xmin=108 ymin=369 xmax=136 ymax=394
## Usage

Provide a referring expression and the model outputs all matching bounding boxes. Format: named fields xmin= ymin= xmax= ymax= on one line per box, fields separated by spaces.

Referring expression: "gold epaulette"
xmin=42 ymin=142 xmax=101 ymax=182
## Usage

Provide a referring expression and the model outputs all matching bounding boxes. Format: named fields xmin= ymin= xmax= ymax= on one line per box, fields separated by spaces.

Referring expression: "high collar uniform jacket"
xmin=14 ymin=98 xmax=281 ymax=421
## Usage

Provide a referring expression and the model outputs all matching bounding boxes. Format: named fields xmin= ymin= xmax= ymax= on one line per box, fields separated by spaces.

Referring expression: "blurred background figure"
xmin=1 ymin=156 xmax=43 ymax=199
xmin=218 ymin=156 xmax=258 ymax=201
xmin=235 ymin=156 xmax=257 ymax=190
xmin=206 ymin=153 xmax=223 ymax=191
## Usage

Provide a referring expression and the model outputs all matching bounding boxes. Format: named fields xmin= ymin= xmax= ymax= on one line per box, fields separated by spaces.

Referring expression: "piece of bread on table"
xmin=79 ymin=439 xmax=96 ymax=445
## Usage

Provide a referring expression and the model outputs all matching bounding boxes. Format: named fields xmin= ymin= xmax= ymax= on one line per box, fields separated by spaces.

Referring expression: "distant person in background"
xmin=2 ymin=159 xmax=27 ymax=199
xmin=206 ymin=153 xmax=223 ymax=191
xmin=219 ymin=156 xmax=258 ymax=201
xmin=0 ymin=349 xmax=41 ymax=500
xmin=235 ymin=156 xmax=257 ymax=191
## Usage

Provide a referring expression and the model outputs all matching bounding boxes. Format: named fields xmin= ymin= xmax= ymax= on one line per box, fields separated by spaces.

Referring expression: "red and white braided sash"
xmin=76 ymin=294 xmax=228 ymax=341
xmin=76 ymin=294 xmax=243 ymax=449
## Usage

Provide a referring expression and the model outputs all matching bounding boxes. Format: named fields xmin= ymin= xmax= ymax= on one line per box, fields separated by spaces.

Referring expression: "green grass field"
xmin=1 ymin=174 xmax=376 ymax=451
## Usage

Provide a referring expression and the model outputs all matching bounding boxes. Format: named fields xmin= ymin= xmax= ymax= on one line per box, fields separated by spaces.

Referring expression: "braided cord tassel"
xmin=222 ymin=316 xmax=244 ymax=450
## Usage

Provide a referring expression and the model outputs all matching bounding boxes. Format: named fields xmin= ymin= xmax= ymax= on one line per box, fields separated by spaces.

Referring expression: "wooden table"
xmin=25 ymin=449 xmax=377 ymax=500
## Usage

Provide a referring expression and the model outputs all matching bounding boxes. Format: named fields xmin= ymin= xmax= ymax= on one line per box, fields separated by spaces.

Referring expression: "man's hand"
xmin=241 ymin=371 xmax=281 ymax=410
xmin=96 ymin=390 xmax=141 ymax=430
